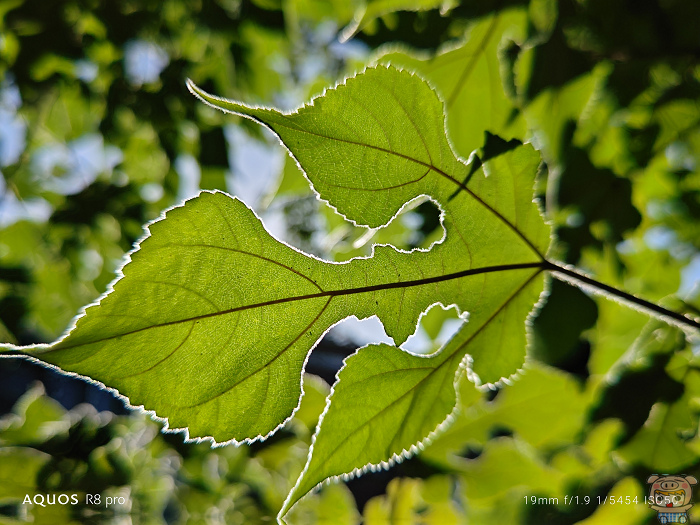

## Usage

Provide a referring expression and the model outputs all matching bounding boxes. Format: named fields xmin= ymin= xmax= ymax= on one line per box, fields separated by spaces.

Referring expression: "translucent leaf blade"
xmin=282 ymin=269 xmax=545 ymax=514
xmin=188 ymin=66 xmax=471 ymax=229
xmin=188 ymin=66 xmax=550 ymax=261
xmin=26 ymin=191 xmax=338 ymax=443
xmin=4 ymin=189 xmax=546 ymax=444
xmin=282 ymin=343 xmax=465 ymax=516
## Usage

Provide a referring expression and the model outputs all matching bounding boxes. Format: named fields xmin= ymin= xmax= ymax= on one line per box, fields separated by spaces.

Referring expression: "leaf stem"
xmin=542 ymin=260 xmax=700 ymax=331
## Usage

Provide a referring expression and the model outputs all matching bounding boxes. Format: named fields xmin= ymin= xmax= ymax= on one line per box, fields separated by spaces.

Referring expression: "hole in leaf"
xmin=401 ymin=304 xmax=464 ymax=355
xmin=489 ymin=425 xmax=514 ymax=439
xmin=457 ymin=445 xmax=483 ymax=460
xmin=327 ymin=315 xmax=394 ymax=347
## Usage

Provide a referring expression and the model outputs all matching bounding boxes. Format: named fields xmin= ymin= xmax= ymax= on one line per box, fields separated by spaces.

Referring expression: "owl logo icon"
xmin=648 ymin=474 xmax=697 ymax=524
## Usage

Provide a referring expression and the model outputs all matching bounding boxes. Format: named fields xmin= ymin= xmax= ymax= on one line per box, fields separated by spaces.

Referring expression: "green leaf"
xmin=378 ymin=10 xmax=528 ymax=158
xmin=188 ymin=65 xmax=551 ymax=385
xmin=283 ymin=267 xmax=544 ymax=514
xmin=2 ymin=66 xmax=550 ymax=508
xmin=4 ymin=187 xmax=545 ymax=444
xmin=188 ymin=66 xmax=548 ymax=247
xmin=197 ymin=61 xmax=553 ymax=382
xmin=188 ymin=65 xmax=551 ymax=280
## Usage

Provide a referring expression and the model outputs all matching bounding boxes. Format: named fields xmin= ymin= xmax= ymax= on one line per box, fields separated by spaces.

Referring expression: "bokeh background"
xmin=1 ymin=0 xmax=700 ymax=523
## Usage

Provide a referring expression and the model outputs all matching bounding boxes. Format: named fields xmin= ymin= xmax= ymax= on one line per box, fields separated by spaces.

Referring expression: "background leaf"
xmin=377 ymin=9 xmax=528 ymax=158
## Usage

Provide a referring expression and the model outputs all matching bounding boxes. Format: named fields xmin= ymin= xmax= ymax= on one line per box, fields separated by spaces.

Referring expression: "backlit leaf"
xmin=189 ymin=66 xmax=550 ymax=381
xmin=284 ymin=267 xmax=544 ymax=513
xmin=2 ymin=66 xmax=551 ymax=510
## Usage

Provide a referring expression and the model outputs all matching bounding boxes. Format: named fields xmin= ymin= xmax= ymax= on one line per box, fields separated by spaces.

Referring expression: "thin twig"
xmin=542 ymin=259 xmax=700 ymax=332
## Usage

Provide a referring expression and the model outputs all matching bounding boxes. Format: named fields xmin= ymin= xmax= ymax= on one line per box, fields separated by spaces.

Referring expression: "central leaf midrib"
xmin=54 ymin=261 xmax=544 ymax=351
xmin=267 ymin=118 xmax=543 ymax=258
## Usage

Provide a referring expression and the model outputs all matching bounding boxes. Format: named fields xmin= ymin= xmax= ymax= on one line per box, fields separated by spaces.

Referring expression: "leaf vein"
xmin=269 ymin=119 xmax=542 ymax=257
xmin=129 ymin=278 xmax=222 ymax=311
xmin=154 ymin=242 xmax=323 ymax=292
xmin=311 ymin=270 xmax=542 ymax=468
xmin=116 ymin=321 xmax=196 ymax=380
xmin=54 ymin=262 xmax=542 ymax=351
xmin=447 ymin=14 xmax=501 ymax=108
xmin=180 ymin=297 xmax=332 ymax=409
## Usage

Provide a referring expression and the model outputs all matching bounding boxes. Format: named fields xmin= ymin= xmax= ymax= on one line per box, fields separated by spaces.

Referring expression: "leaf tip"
xmin=0 ymin=343 xmax=21 ymax=355
xmin=185 ymin=78 xmax=213 ymax=107
xmin=185 ymin=77 xmax=202 ymax=99
xmin=338 ymin=6 xmax=365 ymax=43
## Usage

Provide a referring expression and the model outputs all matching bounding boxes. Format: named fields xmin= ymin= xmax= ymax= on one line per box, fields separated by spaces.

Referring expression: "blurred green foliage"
xmin=1 ymin=0 xmax=700 ymax=523
xmin=0 ymin=377 xmax=364 ymax=524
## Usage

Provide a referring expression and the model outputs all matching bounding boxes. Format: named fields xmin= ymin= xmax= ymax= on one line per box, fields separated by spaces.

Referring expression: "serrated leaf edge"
xmin=187 ymin=65 xmax=548 ymax=259
xmin=187 ymin=64 xmax=478 ymax=232
xmin=279 ymin=271 xmax=551 ymax=517
xmin=0 ymin=189 xmax=460 ymax=447
xmin=279 ymin=345 xmax=472 ymax=519
xmin=0 ymin=190 xmax=317 ymax=447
